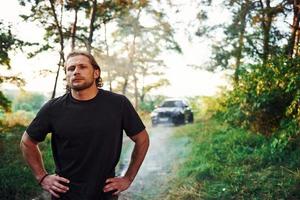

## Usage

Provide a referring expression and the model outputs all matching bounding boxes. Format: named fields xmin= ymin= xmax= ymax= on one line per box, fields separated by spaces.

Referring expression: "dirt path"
xmin=118 ymin=126 xmax=189 ymax=200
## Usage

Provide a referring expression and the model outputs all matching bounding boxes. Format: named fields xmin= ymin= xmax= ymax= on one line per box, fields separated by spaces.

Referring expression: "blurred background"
xmin=1 ymin=0 xmax=300 ymax=199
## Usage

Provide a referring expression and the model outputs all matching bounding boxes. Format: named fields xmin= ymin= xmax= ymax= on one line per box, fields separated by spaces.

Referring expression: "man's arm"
xmin=20 ymin=131 xmax=70 ymax=198
xmin=103 ymin=129 xmax=150 ymax=195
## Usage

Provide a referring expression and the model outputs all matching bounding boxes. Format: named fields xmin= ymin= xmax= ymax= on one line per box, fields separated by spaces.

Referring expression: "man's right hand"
xmin=40 ymin=174 xmax=70 ymax=198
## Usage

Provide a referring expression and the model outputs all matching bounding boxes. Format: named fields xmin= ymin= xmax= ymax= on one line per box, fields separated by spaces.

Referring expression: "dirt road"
xmin=118 ymin=126 xmax=189 ymax=200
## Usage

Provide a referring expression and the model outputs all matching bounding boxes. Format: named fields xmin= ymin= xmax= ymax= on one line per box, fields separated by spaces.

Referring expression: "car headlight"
xmin=174 ymin=108 xmax=183 ymax=115
xmin=150 ymin=111 xmax=158 ymax=117
xmin=171 ymin=111 xmax=181 ymax=117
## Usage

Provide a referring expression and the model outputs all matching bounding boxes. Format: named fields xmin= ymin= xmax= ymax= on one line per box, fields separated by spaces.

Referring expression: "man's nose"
xmin=73 ymin=66 xmax=80 ymax=74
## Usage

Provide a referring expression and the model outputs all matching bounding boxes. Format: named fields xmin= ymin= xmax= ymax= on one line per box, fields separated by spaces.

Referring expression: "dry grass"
xmin=165 ymin=182 xmax=202 ymax=200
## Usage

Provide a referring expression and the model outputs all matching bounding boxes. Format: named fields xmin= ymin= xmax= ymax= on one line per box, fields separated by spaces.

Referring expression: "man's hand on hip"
xmin=40 ymin=174 xmax=70 ymax=198
xmin=103 ymin=176 xmax=132 ymax=195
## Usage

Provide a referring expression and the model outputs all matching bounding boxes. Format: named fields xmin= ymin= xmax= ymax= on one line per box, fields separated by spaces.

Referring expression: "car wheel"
xmin=173 ymin=115 xmax=184 ymax=126
xmin=152 ymin=120 xmax=157 ymax=127
xmin=188 ymin=114 xmax=194 ymax=123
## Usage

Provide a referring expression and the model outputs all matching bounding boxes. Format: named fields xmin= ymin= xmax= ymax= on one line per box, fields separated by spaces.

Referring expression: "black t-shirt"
xmin=26 ymin=89 xmax=145 ymax=200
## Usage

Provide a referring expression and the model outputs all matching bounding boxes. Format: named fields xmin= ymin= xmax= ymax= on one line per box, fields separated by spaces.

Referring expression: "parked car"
xmin=150 ymin=98 xmax=194 ymax=126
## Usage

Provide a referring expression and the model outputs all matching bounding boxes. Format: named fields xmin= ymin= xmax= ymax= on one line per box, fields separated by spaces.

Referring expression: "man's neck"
xmin=71 ymin=86 xmax=99 ymax=101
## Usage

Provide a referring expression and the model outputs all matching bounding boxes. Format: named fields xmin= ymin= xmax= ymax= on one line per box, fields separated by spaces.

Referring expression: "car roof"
xmin=163 ymin=98 xmax=189 ymax=105
xmin=164 ymin=98 xmax=187 ymax=102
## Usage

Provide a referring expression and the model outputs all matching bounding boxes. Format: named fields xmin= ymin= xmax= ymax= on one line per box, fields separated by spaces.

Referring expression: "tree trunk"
xmin=139 ymin=69 xmax=146 ymax=103
xmin=296 ymin=27 xmax=300 ymax=56
xmin=87 ymin=0 xmax=97 ymax=53
xmin=52 ymin=58 xmax=62 ymax=99
xmin=133 ymin=74 xmax=139 ymax=110
xmin=71 ymin=7 xmax=79 ymax=51
xmin=287 ymin=0 xmax=300 ymax=58
xmin=261 ymin=0 xmax=272 ymax=65
xmin=129 ymin=9 xmax=142 ymax=109
xmin=259 ymin=0 xmax=273 ymax=65
xmin=234 ymin=0 xmax=250 ymax=84
xmin=122 ymin=77 xmax=128 ymax=95
xmin=49 ymin=0 xmax=65 ymax=99
xmin=104 ymin=22 xmax=112 ymax=91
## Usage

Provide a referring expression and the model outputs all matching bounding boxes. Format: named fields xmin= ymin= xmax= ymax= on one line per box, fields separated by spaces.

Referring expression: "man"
xmin=20 ymin=50 xmax=150 ymax=200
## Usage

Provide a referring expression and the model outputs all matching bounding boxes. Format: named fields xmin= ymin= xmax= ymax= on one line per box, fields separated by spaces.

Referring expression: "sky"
xmin=0 ymin=0 xmax=229 ymax=98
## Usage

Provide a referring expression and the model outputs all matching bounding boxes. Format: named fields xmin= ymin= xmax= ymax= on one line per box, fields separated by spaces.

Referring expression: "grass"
xmin=2 ymin=116 xmax=300 ymax=199
xmin=165 ymin=119 xmax=300 ymax=200
xmin=0 ymin=126 xmax=41 ymax=199
xmin=0 ymin=125 xmax=54 ymax=200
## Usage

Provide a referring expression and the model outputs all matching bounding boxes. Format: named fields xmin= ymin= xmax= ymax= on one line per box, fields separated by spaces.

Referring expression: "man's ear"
xmin=94 ymin=69 xmax=100 ymax=79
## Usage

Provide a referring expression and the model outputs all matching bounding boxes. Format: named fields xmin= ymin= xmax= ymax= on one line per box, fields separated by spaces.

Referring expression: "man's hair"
xmin=66 ymin=50 xmax=103 ymax=88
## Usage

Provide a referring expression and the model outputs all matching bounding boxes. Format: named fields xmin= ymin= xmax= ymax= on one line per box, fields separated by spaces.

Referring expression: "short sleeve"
xmin=121 ymin=96 xmax=145 ymax=137
xmin=26 ymin=100 xmax=52 ymax=142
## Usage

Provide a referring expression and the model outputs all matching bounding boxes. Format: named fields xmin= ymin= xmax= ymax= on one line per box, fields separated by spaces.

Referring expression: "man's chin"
xmin=70 ymin=83 xmax=94 ymax=91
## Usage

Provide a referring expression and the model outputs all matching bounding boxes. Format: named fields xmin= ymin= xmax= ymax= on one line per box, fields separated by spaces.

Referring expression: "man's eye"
xmin=67 ymin=66 xmax=75 ymax=71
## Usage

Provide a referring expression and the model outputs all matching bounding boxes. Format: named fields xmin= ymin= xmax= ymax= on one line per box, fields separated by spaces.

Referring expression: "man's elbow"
xmin=20 ymin=132 xmax=37 ymax=151
xmin=135 ymin=130 xmax=150 ymax=147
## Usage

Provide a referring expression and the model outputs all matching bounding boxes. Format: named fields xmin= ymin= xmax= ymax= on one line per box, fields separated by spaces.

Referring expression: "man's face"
xmin=65 ymin=55 xmax=100 ymax=91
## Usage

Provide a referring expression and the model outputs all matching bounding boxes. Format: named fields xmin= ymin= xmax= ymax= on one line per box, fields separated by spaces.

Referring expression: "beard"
xmin=69 ymin=78 xmax=95 ymax=91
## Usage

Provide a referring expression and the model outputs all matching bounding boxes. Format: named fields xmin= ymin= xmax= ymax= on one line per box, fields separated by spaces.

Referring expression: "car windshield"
xmin=160 ymin=100 xmax=183 ymax=108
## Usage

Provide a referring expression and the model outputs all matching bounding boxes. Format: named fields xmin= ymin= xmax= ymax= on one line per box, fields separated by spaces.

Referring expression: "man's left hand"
xmin=103 ymin=176 xmax=132 ymax=195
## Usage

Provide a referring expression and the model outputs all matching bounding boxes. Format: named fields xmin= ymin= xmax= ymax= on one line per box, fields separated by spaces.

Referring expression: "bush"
xmin=139 ymin=95 xmax=166 ymax=113
xmin=2 ymin=110 xmax=35 ymax=127
xmin=0 ymin=126 xmax=41 ymax=199
xmin=0 ymin=126 xmax=54 ymax=199
xmin=217 ymin=57 xmax=300 ymax=135
xmin=166 ymin=119 xmax=300 ymax=200
xmin=12 ymin=91 xmax=46 ymax=113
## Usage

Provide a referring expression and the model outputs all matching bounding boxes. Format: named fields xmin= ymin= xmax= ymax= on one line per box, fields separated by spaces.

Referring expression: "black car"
xmin=150 ymin=99 xmax=194 ymax=126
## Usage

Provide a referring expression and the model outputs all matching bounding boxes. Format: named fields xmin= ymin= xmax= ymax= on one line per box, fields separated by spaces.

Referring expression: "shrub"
xmin=166 ymin=119 xmax=300 ymax=199
xmin=0 ymin=126 xmax=41 ymax=199
xmin=217 ymin=57 xmax=300 ymax=135
xmin=0 ymin=126 xmax=54 ymax=199
xmin=2 ymin=110 xmax=35 ymax=127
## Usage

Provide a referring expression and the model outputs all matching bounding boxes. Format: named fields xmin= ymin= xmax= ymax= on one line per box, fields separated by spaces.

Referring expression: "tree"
xmin=193 ymin=0 xmax=300 ymax=134
xmin=197 ymin=0 xmax=291 ymax=83
xmin=0 ymin=21 xmax=25 ymax=113
xmin=286 ymin=0 xmax=300 ymax=57
xmin=107 ymin=0 xmax=181 ymax=108
xmin=18 ymin=0 xmax=180 ymax=109
xmin=19 ymin=0 xmax=133 ymax=98
xmin=13 ymin=91 xmax=46 ymax=113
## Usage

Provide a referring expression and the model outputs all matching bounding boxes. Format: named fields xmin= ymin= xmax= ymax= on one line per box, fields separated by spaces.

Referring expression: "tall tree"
xmin=19 ymin=0 xmax=133 ymax=98
xmin=256 ymin=0 xmax=287 ymax=64
xmin=110 ymin=0 xmax=181 ymax=109
xmin=49 ymin=0 xmax=66 ymax=99
xmin=197 ymin=0 xmax=291 ymax=83
xmin=286 ymin=0 xmax=300 ymax=57
xmin=0 ymin=22 xmax=25 ymax=112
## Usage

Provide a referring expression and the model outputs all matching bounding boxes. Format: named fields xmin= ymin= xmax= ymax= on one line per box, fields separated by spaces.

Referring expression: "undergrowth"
xmin=166 ymin=119 xmax=300 ymax=200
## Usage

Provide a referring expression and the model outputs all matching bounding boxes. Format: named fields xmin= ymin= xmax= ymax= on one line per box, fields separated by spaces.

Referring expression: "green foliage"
xmin=0 ymin=21 xmax=17 ymax=114
xmin=12 ymin=91 xmax=46 ymax=113
xmin=0 ymin=21 xmax=30 ymax=120
xmin=0 ymin=126 xmax=54 ymax=199
xmin=0 ymin=20 xmax=36 ymax=66
xmin=217 ymin=56 xmax=300 ymax=135
xmin=0 ymin=126 xmax=40 ymax=199
xmin=0 ymin=21 xmax=16 ymax=68
xmin=0 ymin=91 xmax=11 ymax=113
xmin=2 ymin=110 xmax=35 ymax=128
xmin=166 ymin=119 xmax=300 ymax=200
xmin=139 ymin=95 xmax=166 ymax=112
xmin=185 ymin=96 xmax=203 ymax=121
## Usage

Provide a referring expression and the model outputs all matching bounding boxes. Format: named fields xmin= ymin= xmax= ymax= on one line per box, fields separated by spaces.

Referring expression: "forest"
xmin=1 ymin=0 xmax=300 ymax=199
